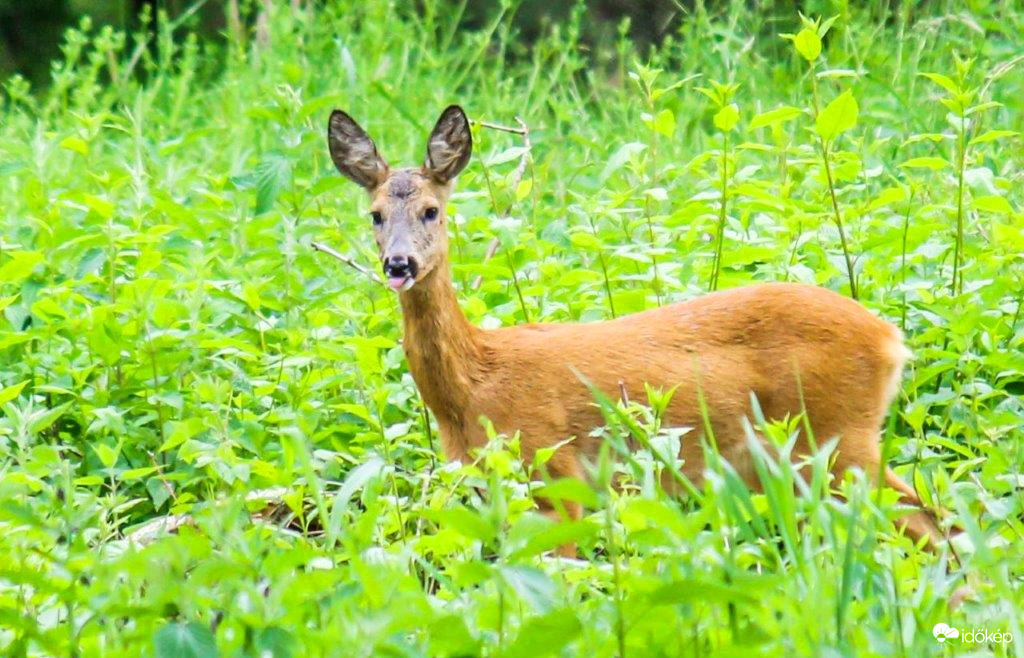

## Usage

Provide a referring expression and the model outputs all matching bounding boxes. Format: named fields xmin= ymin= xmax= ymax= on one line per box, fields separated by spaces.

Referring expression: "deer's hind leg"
xmin=831 ymin=427 xmax=944 ymax=550
xmin=883 ymin=466 xmax=945 ymax=548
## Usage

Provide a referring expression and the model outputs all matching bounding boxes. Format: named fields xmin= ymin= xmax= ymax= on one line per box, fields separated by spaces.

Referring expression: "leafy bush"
xmin=1 ymin=1 xmax=1022 ymax=656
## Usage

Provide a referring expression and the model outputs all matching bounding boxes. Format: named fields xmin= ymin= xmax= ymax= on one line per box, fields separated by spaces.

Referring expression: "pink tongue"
xmin=388 ymin=276 xmax=407 ymax=290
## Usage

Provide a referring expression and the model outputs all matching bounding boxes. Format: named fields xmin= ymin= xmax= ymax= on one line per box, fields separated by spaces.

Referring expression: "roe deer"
xmin=327 ymin=105 xmax=942 ymax=549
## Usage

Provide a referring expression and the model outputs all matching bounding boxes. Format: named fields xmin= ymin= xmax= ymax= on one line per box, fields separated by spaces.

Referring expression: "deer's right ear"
xmin=328 ymin=110 xmax=388 ymax=190
xmin=425 ymin=105 xmax=472 ymax=183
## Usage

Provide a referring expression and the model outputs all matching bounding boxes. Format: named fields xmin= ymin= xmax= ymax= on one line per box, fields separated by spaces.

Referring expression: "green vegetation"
xmin=1 ymin=2 xmax=1022 ymax=656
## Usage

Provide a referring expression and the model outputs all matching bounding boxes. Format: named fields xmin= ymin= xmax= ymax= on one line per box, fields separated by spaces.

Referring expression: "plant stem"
xmin=819 ymin=140 xmax=859 ymax=300
xmin=709 ymin=130 xmax=729 ymax=291
xmin=589 ymin=215 xmax=617 ymax=318
xmin=900 ymin=188 xmax=914 ymax=333
xmin=809 ymin=61 xmax=858 ymax=299
xmin=645 ymin=88 xmax=663 ymax=305
xmin=506 ymin=250 xmax=531 ymax=322
xmin=951 ymin=112 xmax=967 ymax=296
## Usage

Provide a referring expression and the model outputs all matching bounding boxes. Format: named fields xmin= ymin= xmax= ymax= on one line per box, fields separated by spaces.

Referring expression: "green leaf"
xmin=899 ymin=156 xmax=949 ymax=170
xmin=534 ymin=477 xmax=600 ymax=508
xmin=919 ymin=72 xmax=959 ymax=94
xmin=83 ymin=194 xmax=116 ymax=219
xmin=748 ymin=105 xmax=802 ymax=130
xmin=120 ymin=466 xmax=160 ymax=481
xmin=59 ymin=135 xmax=89 ymax=155
xmin=93 ymin=443 xmax=120 ymax=469
xmin=599 ymin=142 xmax=646 ymax=183
xmin=515 ymin=179 xmax=533 ymax=202
xmin=154 ymin=622 xmax=218 ymax=658
xmin=503 ymin=609 xmax=581 ymax=658
xmin=427 ymin=615 xmax=478 ymax=657
xmin=713 ymin=103 xmax=739 ymax=132
xmin=569 ymin=231 xmax=604 ymax=251
xmin=815 ymin=90 xmax=858 ymax=141
xmin=498 ymin=566 xmax=557 ymax=612
xmin=422 ymin=507 xmax=494 ymax=542
xmin=0 ymin=251 xmax=43 ymax=283
xmin=793 ymin=28 xmax=822 ymax=61
xmin=255 ymin=627 xmax=295 ymax=658
xmin=972 ymin=195 xmax=1014 ymax=214
xmin=653 ymin=108 xmax=676 ymax=137
xmin=507 ymin=519 xmax=599 ymax=560
xmin=970 ymin=130 xmax=1018 ymax=145
xmin=867 ymin=186 xmax=908 ymax=211
xmin=0 ymin=380 xmax=29 ymax=405
xmin=253 ymin=153 xmax=293 ymax=215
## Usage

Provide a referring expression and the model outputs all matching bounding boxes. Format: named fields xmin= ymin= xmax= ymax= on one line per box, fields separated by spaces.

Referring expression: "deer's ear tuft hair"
xmin=328 ymin=110 xmax=388 ymax=190
xmin=425 ymin=105 xmax=472 ymax=183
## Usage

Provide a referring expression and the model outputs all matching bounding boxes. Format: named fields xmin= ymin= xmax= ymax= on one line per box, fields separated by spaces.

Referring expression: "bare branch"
xmin=472 ymin=116 xmax=532 ymax=291
xmin=471 ymin=119 xmax=527 ymax=135
xmin=311 ymin=241 xmax=383 ymax=285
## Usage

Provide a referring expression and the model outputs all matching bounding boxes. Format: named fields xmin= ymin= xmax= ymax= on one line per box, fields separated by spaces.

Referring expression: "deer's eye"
xmin=370 ymin=211 xmax=383 ymax=226
xmin=423 ymin=207 xmax=439 ymax=221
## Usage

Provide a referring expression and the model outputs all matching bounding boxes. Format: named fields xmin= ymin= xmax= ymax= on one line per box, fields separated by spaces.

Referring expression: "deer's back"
xmin=462 ymin=283 xmax=907 ymax=469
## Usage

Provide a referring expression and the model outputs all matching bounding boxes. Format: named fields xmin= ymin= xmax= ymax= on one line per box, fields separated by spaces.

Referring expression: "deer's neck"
xmin=399 ymin=259 xmax=481 ymax=432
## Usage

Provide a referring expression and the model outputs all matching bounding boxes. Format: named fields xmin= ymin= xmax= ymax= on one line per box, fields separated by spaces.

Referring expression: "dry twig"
xmin=311 ymin=241 xmax=383 ymax=285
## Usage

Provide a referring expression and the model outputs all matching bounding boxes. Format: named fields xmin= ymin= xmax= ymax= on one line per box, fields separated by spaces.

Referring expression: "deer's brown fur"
xmin=327 ymin=105 xmax=943 ymax=550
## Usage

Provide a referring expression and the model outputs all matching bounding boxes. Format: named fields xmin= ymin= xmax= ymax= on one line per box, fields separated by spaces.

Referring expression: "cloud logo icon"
xmin=933 ymin=623 xmax=960 ymax=643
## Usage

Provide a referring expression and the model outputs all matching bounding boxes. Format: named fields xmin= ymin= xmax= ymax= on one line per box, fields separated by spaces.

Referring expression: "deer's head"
xmin=327 ymin=105 xmax=472 ymax=292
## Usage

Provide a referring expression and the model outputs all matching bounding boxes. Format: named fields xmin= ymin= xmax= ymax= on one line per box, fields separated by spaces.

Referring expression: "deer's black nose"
xmin=383 ymin=255 xmax=418 ymax=280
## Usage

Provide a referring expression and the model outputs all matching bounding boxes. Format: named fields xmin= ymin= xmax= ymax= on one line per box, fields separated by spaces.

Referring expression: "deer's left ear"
xmin=424 ymin=105 xmax=472 ymax=183
xmin=328 ymin=110 xmax=389 ymax=190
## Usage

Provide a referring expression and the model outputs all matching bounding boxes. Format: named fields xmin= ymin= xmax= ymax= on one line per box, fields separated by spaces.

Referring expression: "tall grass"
xmin=0 ymin=1 xmax=1022 ymax=656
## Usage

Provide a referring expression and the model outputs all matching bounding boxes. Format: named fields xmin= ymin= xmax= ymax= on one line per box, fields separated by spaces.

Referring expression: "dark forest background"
xmin=2 ymin=0 xmax=848 ymax=86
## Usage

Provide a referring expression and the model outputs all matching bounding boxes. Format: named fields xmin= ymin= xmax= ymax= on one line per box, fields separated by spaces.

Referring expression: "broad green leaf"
xmin=0 ymin=333 xmax=32 ymax=349
xmin=499 ymin=565 xmax=557 ymax=612
xmin=815 ymin=90 xmax=858 ymax=141
xmin=59 ymin=135 xmax=89 ymax=155
xmin=534 ymin=477 xmax=600 ymax=508
xmin=899 ymin=156 xmax=949 ymax=170
xmin=569 ymin=231 xmax=603 ymax=251
xmin=970 ymin=130 xmax=1018 ymax=145
xmin=154 ymin=622 xmax=218 ymax=658
xmin=0 ymin=380 xmax=29 ymax=405
xmin=253 ymin=153 xmax=293 ymax=215
xmin=972 ymin=195 xmax=1014 ymax=214
xmin=793 ymin=28 xmax=822 ymax=61
xmin=507 ymin=520 xmax=599 ymax=560
xmin=867 ymin=186 xmax=908 ymax=211
xmin=919 ymin=72 xmax=959 ymax=94
xmin=713 ymin=103 xmax=739 ymax=132
xmin=515 ymin=178 xmax=533 ymax=202
xmin=599 ymin=142 xmax=646 ymax=183
xmin=255 ymin=627 xmax=295 ymax=658
xmin=422 ymin=507 xmax=494 ymax=542
xmin=0 ymin=295 xmax=19 ymax=313
xmin=484 ymin=146 xmax=527 ymax=167
xmin=427 ymin=615 xmax=478 ymax=657
xmin=653 ymin=108 xmax=676 ymax=137
xmin=93 ymin=443 xmax=120 ymax=469
xmin=503 ymin=609 xmax=581 ymax=658
xmin=0 ymin=251 xmax=43 ymax=283
xmin=83 ymin=194 xmax=115 ymax=219
xmin=748 ymin=105 xmax=802 ymax=130
xmin=120 ymin=466 xmax=160 ymax=481
xmin=966 ymin=101 xmax=1001 ymax=115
